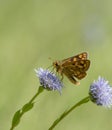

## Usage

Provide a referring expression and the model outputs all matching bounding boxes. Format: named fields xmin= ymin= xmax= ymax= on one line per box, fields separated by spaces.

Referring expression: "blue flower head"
xmin=89 ymin=76 xmax=112 ymax=108
xmin=35 ymin=68 xmax=63 ymax=93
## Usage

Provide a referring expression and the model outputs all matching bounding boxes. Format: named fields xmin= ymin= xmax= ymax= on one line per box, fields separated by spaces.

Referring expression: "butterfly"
xmin=53 ymin=52 xmax=90 ymax=85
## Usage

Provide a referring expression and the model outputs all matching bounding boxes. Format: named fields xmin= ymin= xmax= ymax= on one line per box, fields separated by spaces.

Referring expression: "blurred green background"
xmin=1 ymin=0 xmax=112 ymax=130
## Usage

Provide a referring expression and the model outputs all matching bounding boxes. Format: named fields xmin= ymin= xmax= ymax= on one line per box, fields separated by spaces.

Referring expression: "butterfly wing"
xmin=63 ymin=60 xmax=90 ymax=78
xmin=62 ymin=59 xmax=90 ymax=85
xmin=61 ymin=52 xmax=88 ymax=67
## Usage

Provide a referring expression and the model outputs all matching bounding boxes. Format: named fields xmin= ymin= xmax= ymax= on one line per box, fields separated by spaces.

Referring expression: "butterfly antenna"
xmin=47 ymin=57 xmax=55 ymax=70
xmin=48 ymin=57 xmax=54 ymax=62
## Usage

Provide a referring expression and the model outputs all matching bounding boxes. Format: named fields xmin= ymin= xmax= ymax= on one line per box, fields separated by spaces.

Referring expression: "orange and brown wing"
xmin=61 ymin=52 xmax=88 ymax=67
xmin=63 ymin=60 xmax=90 ymax=81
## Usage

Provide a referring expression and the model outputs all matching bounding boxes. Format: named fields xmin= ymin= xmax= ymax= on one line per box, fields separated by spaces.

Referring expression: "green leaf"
xmin=22 ymin=102 xmax=34 ymax=113
xmin=11 ymin=110 xmax=21 ymax=127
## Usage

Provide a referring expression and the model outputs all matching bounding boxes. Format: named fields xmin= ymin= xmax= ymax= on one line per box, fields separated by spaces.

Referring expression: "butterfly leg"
xmin=60 ymin=73 xmax=64 ymax=81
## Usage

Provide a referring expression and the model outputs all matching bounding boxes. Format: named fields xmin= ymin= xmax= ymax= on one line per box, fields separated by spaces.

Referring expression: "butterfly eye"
xmin=53 ymin=61 xmax=60 ymax=68
xmin=53 ymin=62 xmax=57 ymax=66
xmin=55 ymin=63 xmax=58 ymax=66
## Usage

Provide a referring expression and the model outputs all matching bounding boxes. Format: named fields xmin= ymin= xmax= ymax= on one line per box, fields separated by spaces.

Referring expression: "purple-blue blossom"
xmin=89 ymin=76 xmax=112 ymax=108
xmin=35 ymin=68 xmax=63 ymax=93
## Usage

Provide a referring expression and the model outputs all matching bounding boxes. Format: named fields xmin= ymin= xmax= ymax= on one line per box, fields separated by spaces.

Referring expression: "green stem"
xmin=49 ymin=96 xmax=90 ymax=130
xmin=10 ymin=86 xmax=44 ymax=130
xmin=29 ymin=86 xmax=44 ymax=103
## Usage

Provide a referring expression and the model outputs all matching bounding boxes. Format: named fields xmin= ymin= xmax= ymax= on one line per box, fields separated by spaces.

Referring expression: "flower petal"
xmin=89 ymin=76 xmax=112 ymax=108
xmin=35 ymin=68 xmax=63 ymax=93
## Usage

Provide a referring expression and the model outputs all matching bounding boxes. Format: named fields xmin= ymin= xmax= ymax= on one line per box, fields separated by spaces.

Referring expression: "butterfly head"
xmin=53 ymin=61 xmax=62 ymax=72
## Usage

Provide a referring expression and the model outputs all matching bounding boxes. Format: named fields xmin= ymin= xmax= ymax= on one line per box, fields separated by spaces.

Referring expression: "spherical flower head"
xmin=35 ymin=68 xmax=63 ymax=93
xmin=89 ymin=76 xmax=112 ymax=108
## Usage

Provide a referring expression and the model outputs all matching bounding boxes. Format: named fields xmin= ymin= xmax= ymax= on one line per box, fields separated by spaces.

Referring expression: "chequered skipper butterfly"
xmin=53 ymin=52 xmax=90 ymax=85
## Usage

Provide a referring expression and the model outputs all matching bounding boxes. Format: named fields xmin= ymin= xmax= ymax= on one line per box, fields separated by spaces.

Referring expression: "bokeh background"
xmin=1 ymin=0 xmax=112 ymax=130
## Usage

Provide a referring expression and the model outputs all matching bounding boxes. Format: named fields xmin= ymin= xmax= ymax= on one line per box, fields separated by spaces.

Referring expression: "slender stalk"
xmin=10 ymin=86 xmax=44 ymax=130
xmin=29 ymin=86 xmax=44 ymax=103
xmin=49 ymin=96 xmax=90 ymax=130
